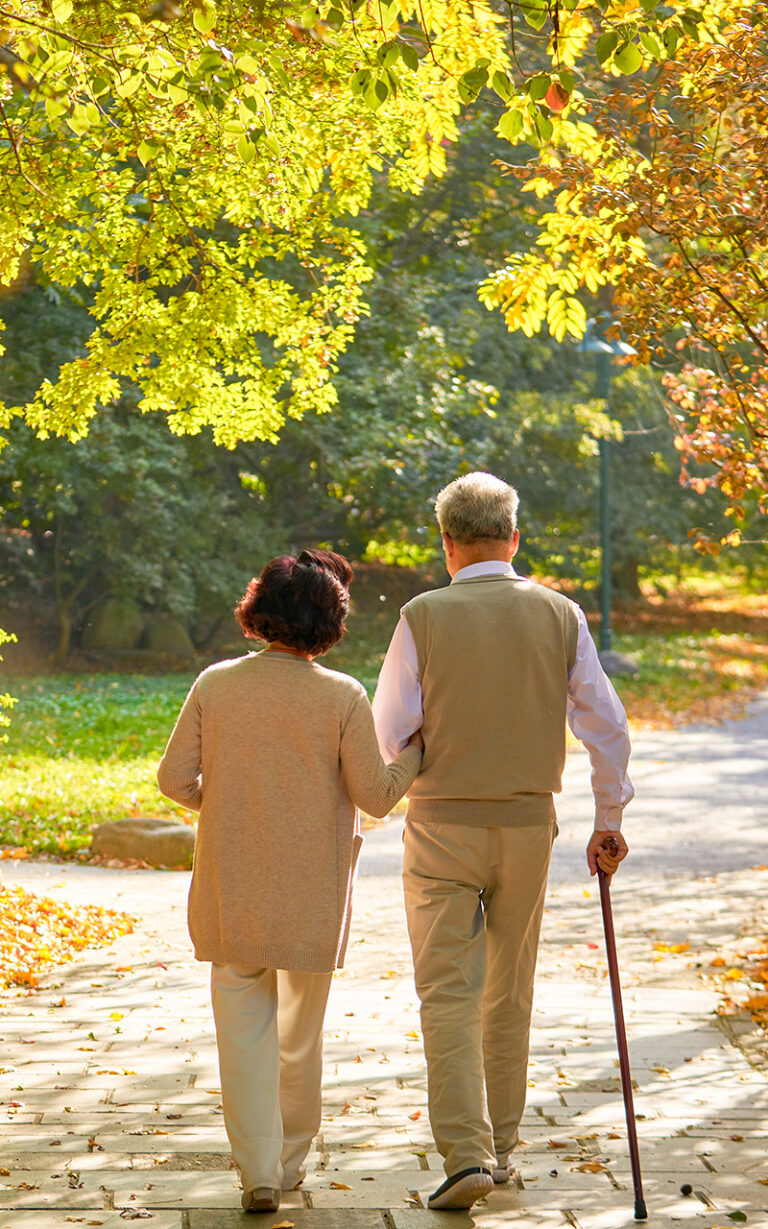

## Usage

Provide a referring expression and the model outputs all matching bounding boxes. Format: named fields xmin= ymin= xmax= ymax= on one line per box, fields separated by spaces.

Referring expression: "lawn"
xmin=1 ymin=601 xmax=766 ymax=859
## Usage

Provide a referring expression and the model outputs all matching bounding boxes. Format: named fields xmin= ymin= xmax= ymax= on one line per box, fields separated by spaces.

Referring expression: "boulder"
xmin=90 ymin=817 xmax=195 ymax=867
xmin=598 ymin=649 xmax=639 ymax=677
xmin=81 ymin=599 xmax=145 ymax=650
xmin=144 ymin=615 xmax=196 ymax=659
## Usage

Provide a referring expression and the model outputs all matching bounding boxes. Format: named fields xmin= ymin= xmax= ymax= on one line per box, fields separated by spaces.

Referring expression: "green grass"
xmin=1 ymin=616 xmax=765 ymax=858
xmin=0 ymin=673 xmax=196 ymax=856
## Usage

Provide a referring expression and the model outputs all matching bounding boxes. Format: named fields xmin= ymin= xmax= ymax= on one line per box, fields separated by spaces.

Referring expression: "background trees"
xmin=1 ymin=0 xmax=765 ymax=664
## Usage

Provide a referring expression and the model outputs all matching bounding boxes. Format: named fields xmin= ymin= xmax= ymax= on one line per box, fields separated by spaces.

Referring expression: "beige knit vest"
xmin=404 ymin=574 xmax=579 ymax=826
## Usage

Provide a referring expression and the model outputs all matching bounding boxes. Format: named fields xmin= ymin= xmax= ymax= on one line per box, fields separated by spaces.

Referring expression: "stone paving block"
xmin=0 ymin=1213 xmax=182 ymax=1228
xmin=188 ymin=1212 xmax=384 ymax=1228
xmin=93 ymin=1132 xmax=227 ymax=1154
xmin=389 ymin=1209 xmax=566 ymax=1228
xmin=321 ymin=1147 xmax=434 ymax=1172
xmin=107 ymin=1172 xmax=243 ymax=1208
xmin=302 ymin=1169 xmax=432 ymax=1208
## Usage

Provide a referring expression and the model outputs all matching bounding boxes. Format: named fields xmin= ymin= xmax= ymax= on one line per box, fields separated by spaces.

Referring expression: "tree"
xmin=479 ymin=2 xmax=768 ymax=530
xmin=1 ymin=0 xmax=730 ymax=448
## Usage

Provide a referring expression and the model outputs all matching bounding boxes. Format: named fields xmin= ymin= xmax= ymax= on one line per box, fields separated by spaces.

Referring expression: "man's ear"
xmin=442 ymin=532 xmax=454 ymax=558
xmin=510 ymin=529 xmax=520 ymax=558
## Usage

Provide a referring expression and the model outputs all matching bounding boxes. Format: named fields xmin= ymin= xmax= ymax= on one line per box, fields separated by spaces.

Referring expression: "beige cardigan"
xmin=157 ymin=651 xmax=421 ymax=973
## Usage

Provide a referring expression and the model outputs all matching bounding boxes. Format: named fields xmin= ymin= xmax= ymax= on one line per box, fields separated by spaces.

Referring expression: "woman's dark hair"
xmin=235 ymin=549 xmax=353 ymax=655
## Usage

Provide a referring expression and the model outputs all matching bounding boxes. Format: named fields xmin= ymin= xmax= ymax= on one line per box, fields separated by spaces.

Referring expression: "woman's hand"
xmin=408 ymin=728 xmax=425 ymax=752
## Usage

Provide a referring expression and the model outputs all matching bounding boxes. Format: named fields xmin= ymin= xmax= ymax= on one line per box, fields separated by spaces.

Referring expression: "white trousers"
xmin=403 ymin=820 xmax=556 ymax=1177
xmin=210 ymin=963 xmax=333 ymax=1192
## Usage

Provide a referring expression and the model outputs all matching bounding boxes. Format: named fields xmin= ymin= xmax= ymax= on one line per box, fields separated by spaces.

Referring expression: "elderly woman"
xmin=157 ymin=549 xmax=422 ymax=1214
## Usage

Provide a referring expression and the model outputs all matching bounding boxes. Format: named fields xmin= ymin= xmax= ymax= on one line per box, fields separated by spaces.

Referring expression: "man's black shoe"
xmin=427 ymin=1166 xmax=493 ymax=1210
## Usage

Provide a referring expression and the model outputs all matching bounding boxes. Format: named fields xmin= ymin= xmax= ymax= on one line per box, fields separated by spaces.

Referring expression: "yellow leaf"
xmin=109 ymin=1011 xmax=124 ymax=1020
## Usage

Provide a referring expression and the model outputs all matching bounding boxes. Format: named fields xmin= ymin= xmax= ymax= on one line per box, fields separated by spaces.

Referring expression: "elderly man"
xmin=372 ymin=472 xmax=633 ymax=1211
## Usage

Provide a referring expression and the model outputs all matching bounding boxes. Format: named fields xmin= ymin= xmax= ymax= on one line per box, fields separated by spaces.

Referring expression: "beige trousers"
xmin=403 ymin=820 xmax=556 ymax=1177
xmin=210 ymin=963 xmax=333 ymax=1192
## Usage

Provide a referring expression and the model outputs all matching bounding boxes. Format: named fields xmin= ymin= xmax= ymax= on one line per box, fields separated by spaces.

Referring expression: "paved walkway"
xmin=2 ymin=695 xmax=767 ymax=1229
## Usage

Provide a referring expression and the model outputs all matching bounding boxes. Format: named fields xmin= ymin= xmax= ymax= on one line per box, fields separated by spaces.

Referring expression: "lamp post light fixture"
xmin=577 ymin=318 xmax=637 ymax=666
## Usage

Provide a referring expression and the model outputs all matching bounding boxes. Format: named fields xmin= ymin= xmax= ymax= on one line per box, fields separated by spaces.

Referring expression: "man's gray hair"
xmin=434 ymin=472 xmax=519 ymax=543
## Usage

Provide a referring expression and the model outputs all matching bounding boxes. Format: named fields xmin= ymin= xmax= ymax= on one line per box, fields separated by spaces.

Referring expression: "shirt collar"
xmin=452 ymin=560 xmax=519 ymax=582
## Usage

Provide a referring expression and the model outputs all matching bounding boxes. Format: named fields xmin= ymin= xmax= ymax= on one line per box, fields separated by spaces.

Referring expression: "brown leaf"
xmin=572 ymin=1161 xmax=606 ymax=1173
xmin=329 ymin=1181 xmax=352 ymax=1189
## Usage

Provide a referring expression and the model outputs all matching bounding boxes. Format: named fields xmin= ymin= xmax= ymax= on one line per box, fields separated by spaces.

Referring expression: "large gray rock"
xmin=598 ymin=648 xmax=639 ymax=676
xmin=144 ymin=614 xmax=196 ymax=659
xmin=90 ymin=817 xmax=195 ymax=867
xmin=81 ymin=599 xmax=145 ymax=650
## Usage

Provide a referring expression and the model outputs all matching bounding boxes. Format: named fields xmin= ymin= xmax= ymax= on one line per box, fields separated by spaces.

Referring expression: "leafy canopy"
xmin=0 ymin=0 xmax=731 ymax=447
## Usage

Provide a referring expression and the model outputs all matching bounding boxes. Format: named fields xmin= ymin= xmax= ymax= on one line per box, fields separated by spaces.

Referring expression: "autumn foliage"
xmin=0 ymin=884 xmax=134 ymax=989
xmin=480 ymin=3 xmax=768 ymax=531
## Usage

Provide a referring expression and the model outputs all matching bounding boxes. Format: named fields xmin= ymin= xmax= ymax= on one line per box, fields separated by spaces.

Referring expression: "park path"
xmin=1 ymin=693 xmax=767 ymax=1229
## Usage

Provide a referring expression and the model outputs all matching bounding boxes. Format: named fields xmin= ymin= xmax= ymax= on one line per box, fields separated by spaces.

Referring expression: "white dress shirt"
xmin=371 ymin=561 xmax=634 ymax=831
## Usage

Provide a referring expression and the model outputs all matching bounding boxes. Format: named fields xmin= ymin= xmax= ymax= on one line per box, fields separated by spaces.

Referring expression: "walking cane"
xmin=598 ymin=835 xmax=647 ymax=1220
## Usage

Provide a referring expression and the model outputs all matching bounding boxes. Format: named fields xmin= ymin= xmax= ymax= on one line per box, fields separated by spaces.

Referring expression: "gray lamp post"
xmin=577 ymin=319 xmax=637 ymax=668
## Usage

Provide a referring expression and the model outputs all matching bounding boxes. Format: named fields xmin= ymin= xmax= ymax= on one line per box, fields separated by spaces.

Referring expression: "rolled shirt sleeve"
xmin=371 ymin=615 xmax=423 ymax=763
xmin=566 ymin=608 xmax=634 ymax=831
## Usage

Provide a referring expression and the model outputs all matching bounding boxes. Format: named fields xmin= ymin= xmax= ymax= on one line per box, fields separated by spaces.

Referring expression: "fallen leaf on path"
xmin=650 ymin=1066 xmax=671 ymax=1076
xmin=409 ymin=1111 xmax=421 ymax=1120
xmin=329 ymin=1181 xmax=352 ymax=1189
xmin=272 ymin=1221 xmax=295 ymax=1228
xmin=572 ymin=1162 xmax=606 ymax=1173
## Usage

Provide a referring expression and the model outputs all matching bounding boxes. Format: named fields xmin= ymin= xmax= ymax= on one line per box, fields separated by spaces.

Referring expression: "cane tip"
xmin=634 ymin=1198 xmax=648 ymax=1220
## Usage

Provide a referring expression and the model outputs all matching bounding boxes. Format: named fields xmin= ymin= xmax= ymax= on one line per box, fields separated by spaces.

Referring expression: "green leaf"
xmin=51 ymin=0 xmax=73 ymax=21
xmin=137 ymin=138 xmax=161 ymax=164
xmin=377 ymin=40 xmax=400 ymax=68
xmin=193 ymin=5 xmax=216 ymax=35
xmin=726 ymin=1215 xmax=747 ymax=1224
xmin=679 ymin=15 xmax=700 ymax=40
xmin=639 ymin=31 xmax=663 ymax=58
xmin=399 ymin=41 xmax=419 ymax=71
xmin=236 ymin=54 xmax=262 ymax=75
xmin=522 ymin=0 xmax=548 ymax=30
xmin=115 ymin=73 xmax=141 ymax=99
xmin=498 ymin=110 xmax=523 ymax=141
xmin=350 ymin=68 xmax=371 ymax=94
xmin=662 ymin=26 xmax=680 ymax=56
xmin=558 ymin=69 xmax=575 ymax=93
xmin=492 ymin=71 xmax=513 ymax=102
xmin=44 ymin=97 xmax=68 ymax=122
xmin=614 ymin=40 xmax=642 ymax=74
xmin=534 ymin=112 xmax=553 ymax=143
xmin=595 ymin=30 xmax=618 ymax=64
xmin=527 ymin=73 xmax=550 ymax=101
xmin=236 ymin=134 xmax=256 ymax=164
